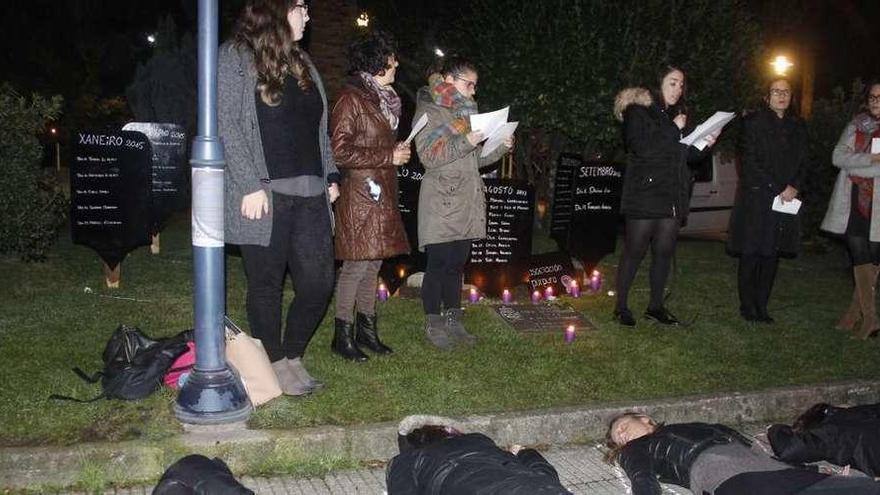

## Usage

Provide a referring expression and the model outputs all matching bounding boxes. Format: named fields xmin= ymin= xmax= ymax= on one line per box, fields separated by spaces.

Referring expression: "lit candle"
xmin=377 ymin=283 xmax=389 ymax=301
xmin=564 ymin=325 xmax=576 ymax=344
xmin=531 ymin=290 xmax=542 ymax=303
xmin=502 ymin=289 xmax=512 ymax=304
xmin=469 ymin=288 xmax=480 ymax=304
xmin=545 ymin=286 xmax=554 ymax=300
xmin=590 ymin=270 xmax=602 ymax=292
xmin=570 ymin=280 xmax=580 ymax=298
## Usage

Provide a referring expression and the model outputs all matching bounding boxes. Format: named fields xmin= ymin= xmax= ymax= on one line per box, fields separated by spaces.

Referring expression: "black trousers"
xmin=615 ymin=217 xmax=679 ymax=311
xmin=737 ymin=254 xmax=779 ymax=318
xmin=239 ymin=194 xmax=335 ymax=362
xmin=422 ymin=240 xmax=472 ymax=315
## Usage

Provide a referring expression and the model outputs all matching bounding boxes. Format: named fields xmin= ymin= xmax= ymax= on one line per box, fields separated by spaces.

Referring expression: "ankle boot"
xmin=855 ymin=264 xmax=880 ymax=340
xmin=331 ymin=318 xmax=368 ymax=361
xmin=444 ymin=308 xmax=477 ymax=345
xmin=355 ymin=312 xmax=393 ymax=354
xmin=270 ymin=359 xmax=311 ymax=396
xmin=424 ymin=314 xmax=454 ymax=350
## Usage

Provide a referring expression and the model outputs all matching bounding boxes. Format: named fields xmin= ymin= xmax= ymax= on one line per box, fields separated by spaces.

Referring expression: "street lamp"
xmin=770 ymin=55 xmax=793 ymax=76
xmin=49 ymin=127 xmax=60 ymax=171
xmin=434 ymin=47 xmax=445 ymax=58
xmin=147 ymin=33 xmax=157 ymax=45
xmin=356 ymin=13 xmax=369 ymax=28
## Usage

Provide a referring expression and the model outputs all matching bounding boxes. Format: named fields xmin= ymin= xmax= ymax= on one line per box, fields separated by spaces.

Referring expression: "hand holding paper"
xmin=772 ymin=195 xmax=802 ymax=215
xmin=469 ymin=106 xmax=519 ymax=157
xmin=681 ymin=111 xmax=736 ymax=150
xmin=403 ymin=113 xmax=428 ymax=145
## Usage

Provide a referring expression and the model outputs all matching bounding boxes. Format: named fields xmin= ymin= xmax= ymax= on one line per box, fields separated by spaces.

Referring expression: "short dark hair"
xmin=439 ymin=55 xmax=477 ymax=79
xmin=347 ymin=31 xmax=397 ymax=77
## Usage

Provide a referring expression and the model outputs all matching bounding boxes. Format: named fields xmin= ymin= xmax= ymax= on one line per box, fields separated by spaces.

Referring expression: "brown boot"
xmin=835 ymin=288 xmax=860 ymax=331
xmin=854 ymin=264 xmax=880 ymax=340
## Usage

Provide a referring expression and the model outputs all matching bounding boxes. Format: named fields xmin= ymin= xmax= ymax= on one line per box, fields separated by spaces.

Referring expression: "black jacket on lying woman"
xmin=769 ymin=402 xmax=880 ymax=478
xmin=386 ymin=432 xmax=571 ymax=495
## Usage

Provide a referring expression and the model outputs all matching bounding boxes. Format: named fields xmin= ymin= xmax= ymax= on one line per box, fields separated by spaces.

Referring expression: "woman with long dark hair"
xmin=728 ymin=78 xmax=809 ymax=323
xmin=330 ymin=31 xmax=411 ymax=361
xmin=218 ymin=0 xmax=339 ymax=395
xmin=821 ymin=80 xmax=880 ymax=339
xmin=612 ymin=65 xmax=719 ymax=326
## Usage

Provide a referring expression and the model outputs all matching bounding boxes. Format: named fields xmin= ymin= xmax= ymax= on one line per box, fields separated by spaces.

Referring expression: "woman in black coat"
xmin=386 ymin=418 xmax=571 ymax=494
xmin=612 ymin=66 xmax=719 ymax=326
xmin=605 ymin=412 xmax=880 ymax=495
xmin=769 ymin=402 xmax=880 ymax=478
xmin=728 ymin=77 xmax=809 ymax=323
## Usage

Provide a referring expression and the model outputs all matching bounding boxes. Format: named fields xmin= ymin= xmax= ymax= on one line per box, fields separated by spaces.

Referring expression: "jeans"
xmin=422 ymin=240 xmax=472 ymax=315
xmin=239 ymin=193 xmax=335 ymax=362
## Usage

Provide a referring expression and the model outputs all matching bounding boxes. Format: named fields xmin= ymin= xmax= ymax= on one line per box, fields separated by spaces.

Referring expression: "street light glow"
xmin=356 ymin=13 xmax=369 ymax=28
xmin=770 ymin=55 xmax=793 ymax=76
xmin=146 ymin=34 xmax=156 ymax=45
xmin=434 ymin=47 xmax=445 ymax=57
xmin=49 ymin=127 xmax=57 ymax=135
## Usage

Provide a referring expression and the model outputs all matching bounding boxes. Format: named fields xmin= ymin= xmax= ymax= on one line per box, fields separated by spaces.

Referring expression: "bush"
xmin=0 ymin=84 xmax=65 ymax=261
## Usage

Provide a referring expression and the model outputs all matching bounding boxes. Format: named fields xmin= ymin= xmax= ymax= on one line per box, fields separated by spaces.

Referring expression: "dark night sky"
xmin=0 ymin=0 xmax=877 ymax=105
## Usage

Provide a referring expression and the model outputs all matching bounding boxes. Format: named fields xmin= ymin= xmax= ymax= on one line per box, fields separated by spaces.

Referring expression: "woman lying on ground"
xmin=769 ymin=401 xmax=880 ymax=479
xmin=385 ymin=415 xmax=572 ymax=494
xmin=605 ymin=412 xmax=880 ymax=495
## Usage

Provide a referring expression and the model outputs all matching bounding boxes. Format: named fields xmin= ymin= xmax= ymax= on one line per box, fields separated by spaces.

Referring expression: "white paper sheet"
xmin=481 ymin=122 xmax=519 ymax=158
xmin=772 ymin=195 xmax=802 ymax=215
xmin=469 ymin=106 xmax=509 ymax=141
xmin=404 ymin=113 xmax=428 ymax=145
xmin=872 ymin=137 xmax=880 ymax=154
xmin=680 ymin=111 xmax=736 ymax=150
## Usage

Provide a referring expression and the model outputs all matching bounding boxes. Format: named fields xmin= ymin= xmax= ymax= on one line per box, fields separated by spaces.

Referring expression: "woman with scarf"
xmin=330 ymin=32 xmax=411 ymax=361
xmin=821 ymin=80 xmax=880 ymax=339
xmin=728 ymin=77 xmax=809 ymax=323
xmin=218 ymin=0 xmax=339 ymax=396
xmin=413 ymin=57 xmax=513 ymax=350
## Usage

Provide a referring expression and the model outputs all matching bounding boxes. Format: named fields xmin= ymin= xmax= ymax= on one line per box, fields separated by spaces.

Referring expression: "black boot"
xmin=355 ymin=312 xmax=393 ymax=354
xmin=331 ymin=318 xmax=368 ymax=362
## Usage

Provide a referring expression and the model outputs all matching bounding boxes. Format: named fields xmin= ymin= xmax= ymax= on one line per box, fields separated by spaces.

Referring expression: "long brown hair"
xmin=602 ymin=412 xmax=657 ymax=464
xmin=234 ymin=0 xmax=313 ymax=105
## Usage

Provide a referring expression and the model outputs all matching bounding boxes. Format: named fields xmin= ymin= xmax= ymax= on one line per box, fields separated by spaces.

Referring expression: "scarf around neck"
xmin=358 ymin=71 xmax=401 ymax=130
xmin=421 ymin=74 xmax=479 ymax=161
xmin=848 ymin=113 xmax=880 ymax=218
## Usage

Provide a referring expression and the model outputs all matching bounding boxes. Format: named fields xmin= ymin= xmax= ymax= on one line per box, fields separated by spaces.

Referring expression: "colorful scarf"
xmin=358 ymin=72 xmax=401 ymax=130
xmin=849 ymin=113 xmax=880 ymax=218
xmin=422 ymin=73 xmax=478 ymax=161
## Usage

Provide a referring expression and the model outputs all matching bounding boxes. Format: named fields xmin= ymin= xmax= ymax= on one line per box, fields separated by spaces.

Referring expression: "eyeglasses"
xmin=454 ymin=75 xmax=477 ymax=90
xmin=770 ymin=89 xmax=791 ymax=97
xmin=869 ymin=95 xmax=880 ymax=103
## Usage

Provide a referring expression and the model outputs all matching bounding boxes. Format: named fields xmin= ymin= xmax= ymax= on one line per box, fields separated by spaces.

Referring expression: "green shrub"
xmin=0 ymin=83 xmax=65 ymax=261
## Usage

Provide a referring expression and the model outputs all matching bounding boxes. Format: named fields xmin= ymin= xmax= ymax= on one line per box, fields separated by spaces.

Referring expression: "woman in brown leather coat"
xmin=329 ymin=32 xmax=411 ymax=361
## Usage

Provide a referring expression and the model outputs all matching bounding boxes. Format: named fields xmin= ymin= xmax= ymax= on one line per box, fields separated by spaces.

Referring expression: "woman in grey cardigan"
xmin=821 ymin=80 xmax=880 ymax=340
xmin=218 ymin=0 xmax=339 ymax=395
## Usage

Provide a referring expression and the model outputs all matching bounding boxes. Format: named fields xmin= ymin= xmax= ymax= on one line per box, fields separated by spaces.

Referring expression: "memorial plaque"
xmin=466 ymin=179 xmax=534 ymax=297
xmin=527 ymin=251 xmax=576 ymax=295
xmin=70 ymin=130 xmax=153 ymax=268
xmin=122 ymin=122 xmax=188 ymax=233
xmin=493 ymin=303 xmax=595 ymax=333
xmin=551 ymin=154 xmax=623 ymax=267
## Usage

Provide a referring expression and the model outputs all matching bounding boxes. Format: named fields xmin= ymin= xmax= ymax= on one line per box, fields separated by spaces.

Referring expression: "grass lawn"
xmin=1 ymin=213 xmax=878 ymax=448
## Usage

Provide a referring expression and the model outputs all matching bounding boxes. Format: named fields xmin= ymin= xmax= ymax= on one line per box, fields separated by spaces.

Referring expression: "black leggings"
xmin=847 ymin=235 xmax=880 ymax=266
xmin=615 ymin=217 xmax=679 ymax=311
xmin=422 ymin=240 xmax=472 ymax=315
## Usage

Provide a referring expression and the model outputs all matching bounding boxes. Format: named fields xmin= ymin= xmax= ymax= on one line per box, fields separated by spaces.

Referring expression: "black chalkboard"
xmin=122 ymin=122 xmax=188 ymax=233
xmin=551 ymin=154 xmax=623 ymax=268
xmin=465 ymin=179 xmax=534 ymax=297
xmin=527 ymin=251 xmax=576 ymax=296
xmin=70 ymin=130 xmax=153 ymax=268
xmin=493 ymin=303 xmax=595 ymax=333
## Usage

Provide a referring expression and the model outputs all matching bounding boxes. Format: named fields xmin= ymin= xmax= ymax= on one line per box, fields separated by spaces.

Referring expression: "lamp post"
xmin=49 ymin=127 xmax=60 ymax=172
xmin=174 ymin=0 xmax=251 ymax=425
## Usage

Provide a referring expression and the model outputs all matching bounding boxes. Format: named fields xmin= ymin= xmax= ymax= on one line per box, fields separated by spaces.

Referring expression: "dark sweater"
xmin=256 ymin=76 xmax=323 ymax=181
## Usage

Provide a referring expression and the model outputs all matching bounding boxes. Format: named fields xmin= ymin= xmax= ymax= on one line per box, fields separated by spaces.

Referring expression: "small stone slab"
xmin=492 ymin=303 xmax=596 ymax=333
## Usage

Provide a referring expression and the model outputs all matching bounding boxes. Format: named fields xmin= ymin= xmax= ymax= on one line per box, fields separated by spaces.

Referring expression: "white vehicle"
xmin=680 ymin=151 xmax=738 ymax=237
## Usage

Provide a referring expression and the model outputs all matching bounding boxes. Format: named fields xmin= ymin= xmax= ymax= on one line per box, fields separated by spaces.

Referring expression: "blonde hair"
xmin=603 ymin=412 xmax=658 ymax=464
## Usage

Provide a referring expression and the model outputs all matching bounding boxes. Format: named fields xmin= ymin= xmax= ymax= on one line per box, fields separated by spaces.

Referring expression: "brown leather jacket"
xmin=331 ymin=77 xmax=410 ymax=260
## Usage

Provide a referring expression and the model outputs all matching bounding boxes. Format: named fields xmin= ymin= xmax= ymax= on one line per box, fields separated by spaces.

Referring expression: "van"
xmin=680 ymin=151 xmax=738 ymax=237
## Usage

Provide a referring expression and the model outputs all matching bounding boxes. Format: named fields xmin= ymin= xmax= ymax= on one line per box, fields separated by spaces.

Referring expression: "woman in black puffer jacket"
xmin=612 ymin=65 xmax=719 ymax=327
xmin=605 ymin=412 xmax=880 ymax=495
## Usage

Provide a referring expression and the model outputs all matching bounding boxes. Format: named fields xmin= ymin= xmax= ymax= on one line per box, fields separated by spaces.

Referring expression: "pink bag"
xmin=164 ymin=341 xmax=195 ymax=389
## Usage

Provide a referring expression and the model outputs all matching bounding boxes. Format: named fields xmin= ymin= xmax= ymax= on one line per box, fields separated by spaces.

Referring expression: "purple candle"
xmin=545 ymin=286 xmax=555 ymax=300
xmin=502 ymin=289 xmax=512 ymax=304
xmin=589 ymin=270 xmax=602 ymax=292
xmin=377 ymin=283 xmax=389 ymax=302
xmin=468 ymin=288 xmax=480 ymax=304
xmin=531 ymin=290 xmax=541 ymax=303
xmin=570 ymin=280 xmax=580 ymax=298
xmin=564 ymin=325 xmax=576 ymax=344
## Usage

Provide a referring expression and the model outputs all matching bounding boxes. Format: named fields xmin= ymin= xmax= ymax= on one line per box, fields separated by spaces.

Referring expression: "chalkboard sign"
xmin=551 ymin=154 xmax=623 ymax=267
xmin=465 ymin=179 xmax=534 ymax=297
xmin=122 ymin=122 xmax=188 ymax=233
xmin=493 ymin=303 xmax=595 ymax=333
xmin=70 ymin=130 xmax=153 ymax=268
xmin=527 ymin=251 xmax=576 ymax=295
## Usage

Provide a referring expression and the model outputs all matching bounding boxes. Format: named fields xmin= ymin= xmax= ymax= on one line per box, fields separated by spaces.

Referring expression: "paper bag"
xmin=225 ymin=328 xmax=282 ymax=407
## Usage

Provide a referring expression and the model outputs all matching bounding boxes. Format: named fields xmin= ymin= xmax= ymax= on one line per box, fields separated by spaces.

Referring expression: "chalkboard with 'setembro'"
xmin=70 ymin=130 xmax=153 ymax=269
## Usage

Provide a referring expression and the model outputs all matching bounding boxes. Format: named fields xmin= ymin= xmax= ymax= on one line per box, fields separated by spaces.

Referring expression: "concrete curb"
xmin=3 ymin=380 xmax=879 ymax=491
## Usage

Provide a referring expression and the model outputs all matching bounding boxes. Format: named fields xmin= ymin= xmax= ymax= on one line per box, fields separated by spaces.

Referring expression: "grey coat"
xmin=413 ymin=87 xmax=508 ymax=250
xmin=820 ymin=121 xmax=880 ymax=241
xmin=218 ymin=41 xmax=338 ymax=246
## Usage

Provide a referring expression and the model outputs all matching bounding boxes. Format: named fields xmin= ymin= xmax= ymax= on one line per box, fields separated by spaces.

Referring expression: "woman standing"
xmin=728 ymin=78 xmax=809 ymax=323
xmin=413 ymin=56 xmax=513 ymax=350
xmin=821 ymin=81 xmax=880 ymax=339
xmin=612 ymin=66 xmax=718 ymax=327
xmin=330 ymin=32 xmax=411 ymax=361
xmin=219 ymin=0 xmax=339 ymax=395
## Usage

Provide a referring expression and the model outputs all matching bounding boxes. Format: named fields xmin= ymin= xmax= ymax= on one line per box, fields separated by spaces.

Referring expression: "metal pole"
xmin=175 ymin=0 xmax=252 ymax=424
